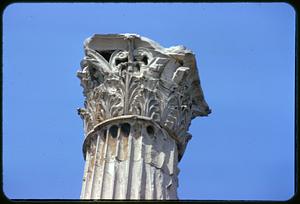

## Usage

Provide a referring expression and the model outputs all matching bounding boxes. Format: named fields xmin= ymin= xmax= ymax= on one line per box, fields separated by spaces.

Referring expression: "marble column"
xmin=77 ymin=34 xmax=210 ymax=200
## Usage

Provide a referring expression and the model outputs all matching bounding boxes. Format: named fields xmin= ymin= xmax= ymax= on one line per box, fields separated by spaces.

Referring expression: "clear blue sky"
xmin=3 ymin=3 xmax=295 ymax=200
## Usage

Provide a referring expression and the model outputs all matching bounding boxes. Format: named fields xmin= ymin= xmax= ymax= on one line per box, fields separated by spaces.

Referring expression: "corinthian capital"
xmin=78 ymin=33 xmax=210 ymax=161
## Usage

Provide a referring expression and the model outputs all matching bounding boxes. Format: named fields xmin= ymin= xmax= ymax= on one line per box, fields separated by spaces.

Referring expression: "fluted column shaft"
xmin=80 ymin=117 xmax=179 ymax=199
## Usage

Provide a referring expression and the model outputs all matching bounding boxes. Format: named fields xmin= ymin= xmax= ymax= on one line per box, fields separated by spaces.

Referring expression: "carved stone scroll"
xmin=77 ymin=34 xmax=210 ymax=199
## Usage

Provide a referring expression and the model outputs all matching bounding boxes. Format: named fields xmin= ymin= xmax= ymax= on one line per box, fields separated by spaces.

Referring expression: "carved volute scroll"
xmin=77 ymin=34 xmax=210 ymax=199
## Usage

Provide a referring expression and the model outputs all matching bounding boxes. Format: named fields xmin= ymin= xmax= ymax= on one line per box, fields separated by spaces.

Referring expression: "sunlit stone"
xmin=77 ymin=34 xmax=211 ymax=200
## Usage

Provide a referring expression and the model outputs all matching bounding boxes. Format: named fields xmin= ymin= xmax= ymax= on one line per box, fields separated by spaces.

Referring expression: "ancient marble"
xmin=77 ymin=34 xmax=210 ymax=200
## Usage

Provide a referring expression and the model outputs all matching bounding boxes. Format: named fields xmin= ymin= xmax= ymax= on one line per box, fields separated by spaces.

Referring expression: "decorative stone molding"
xmin=77 ymin=34 xmax=210 ymax=199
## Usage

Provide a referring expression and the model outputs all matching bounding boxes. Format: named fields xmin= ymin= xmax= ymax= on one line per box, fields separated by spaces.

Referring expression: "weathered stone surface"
xmin=77 ymin=34 xmax=210 ymax=200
